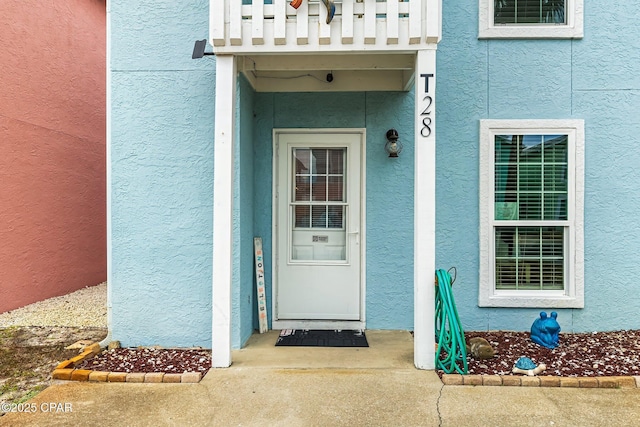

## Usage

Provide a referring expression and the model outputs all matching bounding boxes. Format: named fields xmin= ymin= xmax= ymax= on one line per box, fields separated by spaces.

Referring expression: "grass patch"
xmin=0 ymin=326 xmax=19 ymax=342
xmin=0 ymin=381 xmax=19 ymax=396
xmin=0 ymin=326 xmax=107 ymax=406
xmin=0 ymin=327 xmax=76 ymax=405
xmin=16 ymin=385 xmax=47 ymax=403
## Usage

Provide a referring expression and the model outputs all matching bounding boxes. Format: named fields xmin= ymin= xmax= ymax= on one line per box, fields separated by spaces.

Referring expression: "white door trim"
xmin=272 ymin=128 xmax=366 ymax=331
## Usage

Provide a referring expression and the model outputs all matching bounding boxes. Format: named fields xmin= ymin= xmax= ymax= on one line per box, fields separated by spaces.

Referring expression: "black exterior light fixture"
xmin=192 ymin=39 xmax=215 ymax=59
xmin=384 ymin=128 xmax=403 ymax=158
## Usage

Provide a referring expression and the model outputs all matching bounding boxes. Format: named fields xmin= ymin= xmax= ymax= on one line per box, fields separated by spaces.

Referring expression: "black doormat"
xmin=275 ymin=329 xmax=369 ymax=347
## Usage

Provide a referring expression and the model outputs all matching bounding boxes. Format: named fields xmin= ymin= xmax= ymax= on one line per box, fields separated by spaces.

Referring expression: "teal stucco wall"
xmin=436 ymin=1 xmax=640 ymax=332
xmin=109 ymin=0 xmax=416 ymax=347
xmin=253 ymin=92 xmax=416 ymax=332
xmin=109 ymin=0 xmax=215 ymax=347
xmin=109 ymin=0 xmax=640 ymax=348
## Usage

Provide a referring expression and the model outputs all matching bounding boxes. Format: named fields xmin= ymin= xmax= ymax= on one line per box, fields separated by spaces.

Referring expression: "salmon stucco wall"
xmin=0 ymin=0 xmax=107 ymax=313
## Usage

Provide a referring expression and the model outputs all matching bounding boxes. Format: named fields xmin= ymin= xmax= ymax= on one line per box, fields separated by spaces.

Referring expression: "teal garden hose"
xmin=435 ymin=268 xmax=468 ymax=374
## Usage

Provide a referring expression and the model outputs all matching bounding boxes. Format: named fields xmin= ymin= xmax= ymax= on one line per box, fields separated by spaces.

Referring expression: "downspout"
xmin=100 ymin=0 xmax=113 ymax=348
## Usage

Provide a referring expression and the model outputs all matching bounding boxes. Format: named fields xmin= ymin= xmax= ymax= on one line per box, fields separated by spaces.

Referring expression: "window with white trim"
xmin=479 ymin=0 xmax=584 ymax=39
xmin=479 ymin=120 xmax=584 ymax=308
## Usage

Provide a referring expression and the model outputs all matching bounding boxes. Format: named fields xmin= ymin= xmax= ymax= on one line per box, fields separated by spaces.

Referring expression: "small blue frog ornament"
xmin=530 ymin=311 xmax=561 ymax=349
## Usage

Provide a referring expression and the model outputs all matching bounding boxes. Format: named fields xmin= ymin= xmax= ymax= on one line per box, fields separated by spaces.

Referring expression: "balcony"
xmin=211 ymin=0 xmax=442 ymax=53
xmin=211 ymin=0 xmax=441 ymax=54
xmin=210 ymin=0 xmax=441 ymax=91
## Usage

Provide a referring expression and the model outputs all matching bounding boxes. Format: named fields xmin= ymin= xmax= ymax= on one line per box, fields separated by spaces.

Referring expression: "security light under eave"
xmin=192 ymin=39 xmax=214 ymax=59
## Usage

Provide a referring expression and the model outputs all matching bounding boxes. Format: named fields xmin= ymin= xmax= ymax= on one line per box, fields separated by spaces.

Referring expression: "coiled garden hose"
xmin=435 ymin=268 xmax=468 ymax=374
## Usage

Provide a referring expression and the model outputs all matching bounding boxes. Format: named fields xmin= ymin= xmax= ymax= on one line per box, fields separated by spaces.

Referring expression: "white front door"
xmin=274 ymin=131 xmax=364 ymax=325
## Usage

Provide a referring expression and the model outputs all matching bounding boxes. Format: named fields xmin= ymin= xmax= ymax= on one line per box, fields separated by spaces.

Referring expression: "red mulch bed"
xmin=437 ymin=330 xmax=640 ymax=377
xmin=77 ymin=348 xmax=211 ymax=375
xmin=76 ymin=330 xmax=640 ymax=379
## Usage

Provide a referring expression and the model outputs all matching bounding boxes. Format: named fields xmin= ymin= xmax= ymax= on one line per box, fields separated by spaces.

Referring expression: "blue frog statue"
xmin=530 ymin=311 xmax=561 ymax=349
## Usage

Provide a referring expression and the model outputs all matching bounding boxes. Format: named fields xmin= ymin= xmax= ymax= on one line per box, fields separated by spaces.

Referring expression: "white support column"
xmin=414 ymin=49 xmax=436 ymax=370
xmin=212 ymin=55 xmax=237 ymax=368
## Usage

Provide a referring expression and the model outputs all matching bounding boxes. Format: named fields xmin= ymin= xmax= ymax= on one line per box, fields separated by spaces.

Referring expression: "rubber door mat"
xmin=275 ymin=329 xmax=368 ymax=347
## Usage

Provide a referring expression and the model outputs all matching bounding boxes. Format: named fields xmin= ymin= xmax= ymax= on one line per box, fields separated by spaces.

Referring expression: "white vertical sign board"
xmin=414 ymin=49 xmax=436 ymax=370
xmin=254 ymin=237 xmax=269 ymax=333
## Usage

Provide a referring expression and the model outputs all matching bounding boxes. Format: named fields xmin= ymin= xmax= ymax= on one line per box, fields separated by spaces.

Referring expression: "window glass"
xmin=494 ymin=0 xmax=566 ymax=25
xmin=479 ymin=0 xmax=582 ymax=39
xmin=293 ymin=148 xmax=345 ymax=230
xmin=294 ymin=205 xmax=310 ymax=228
xmin=495 ymin=226 xmax=564 ymax=291
xmin=494 ymin=134 xmax=568 ymax=222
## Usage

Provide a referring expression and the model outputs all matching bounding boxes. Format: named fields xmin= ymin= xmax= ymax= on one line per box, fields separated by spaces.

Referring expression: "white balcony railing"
xmin=210 ymin=0 xmax=441 ymax=54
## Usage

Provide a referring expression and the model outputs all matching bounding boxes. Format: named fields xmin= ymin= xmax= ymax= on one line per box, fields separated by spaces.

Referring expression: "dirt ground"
xmin=0 ymin=326 xmax=107 ymax=409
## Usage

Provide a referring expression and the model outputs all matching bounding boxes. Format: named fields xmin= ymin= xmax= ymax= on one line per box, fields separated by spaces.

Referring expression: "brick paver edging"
xmin=441 ymin=373 xmax=640 ymax=388
xmin=51 ymin=343 xmax=203 ymax=384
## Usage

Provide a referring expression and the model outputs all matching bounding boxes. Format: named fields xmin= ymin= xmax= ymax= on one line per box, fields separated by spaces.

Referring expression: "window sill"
xmin=478 ymin=293 xmax=584 ymax=309
xmin=479 ymin=26 xmax=583 ymax=39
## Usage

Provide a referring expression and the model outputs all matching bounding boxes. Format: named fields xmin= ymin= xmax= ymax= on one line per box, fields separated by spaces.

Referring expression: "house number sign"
xmin=419 ymin=73 xmax=434 ymax=138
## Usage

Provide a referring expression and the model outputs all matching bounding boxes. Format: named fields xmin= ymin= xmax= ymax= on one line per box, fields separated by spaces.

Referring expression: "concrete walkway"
xmin=2 ymin=331 xmax=639 ymax=426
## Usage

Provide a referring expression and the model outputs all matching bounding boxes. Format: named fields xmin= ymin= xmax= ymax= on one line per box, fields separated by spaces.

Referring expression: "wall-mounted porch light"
xmin=192 ymin=39 xmax=215 ymax=59
xmin=385 ymin=128 xmax=403 ymax=158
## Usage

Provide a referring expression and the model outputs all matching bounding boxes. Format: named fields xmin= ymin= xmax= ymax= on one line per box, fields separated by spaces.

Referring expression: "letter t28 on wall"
xmin=419 ymin=73 xmax=434 ymax=138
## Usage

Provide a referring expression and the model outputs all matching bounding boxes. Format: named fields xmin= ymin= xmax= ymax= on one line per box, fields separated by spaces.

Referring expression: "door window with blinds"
xmin=291 ymin=148 xmax=348 ymax=262
xmin=479 ymin=0 xmax=583 ymax=39
xmin=479 ymin=120 xmax=584 ymax=308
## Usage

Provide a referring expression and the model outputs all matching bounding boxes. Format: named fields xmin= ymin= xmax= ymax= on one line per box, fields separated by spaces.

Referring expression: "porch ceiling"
xmin=238 ymin=52 xmax=417 ymax=92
